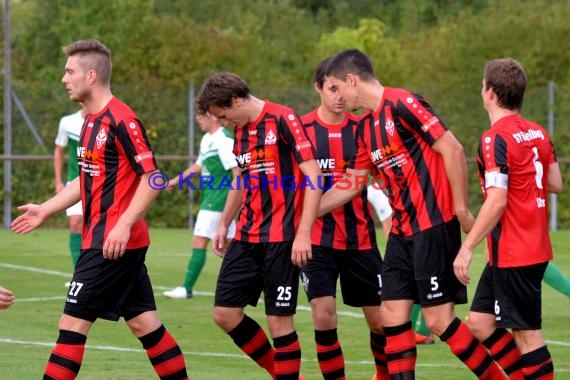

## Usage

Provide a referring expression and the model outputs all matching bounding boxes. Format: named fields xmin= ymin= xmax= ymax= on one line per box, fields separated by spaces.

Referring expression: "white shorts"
xmin=65 ymin=201 xmax=82 ymax=216
xmin=367 ymin=185 xmax=392 ymax=222
xmin=194 ymin=210 xmax=236 ymax=240
xmin=64 ymin=181 xmax=82 ymax=216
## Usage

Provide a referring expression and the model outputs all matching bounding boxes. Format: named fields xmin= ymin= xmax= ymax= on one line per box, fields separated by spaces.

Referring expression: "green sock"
xmin=183 ymin=248 xmax=207 ymax=292
xmin=544 ymin=262 xmax=570 ymax=298
xmin=416 ymin=312 xmax=430 ymax=336
xmin=69 ymin=233 xmax=81 ymax=267
xmin=411 ymin=304 xmax=430 ymax=336
xmin=411 ymin=304 xmax=421 ymax=331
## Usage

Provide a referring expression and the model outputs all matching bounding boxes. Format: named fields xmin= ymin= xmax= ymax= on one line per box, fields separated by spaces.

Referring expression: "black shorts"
xmin=471 ymin=262 xmax=547 ymax=329
xmin=63 ymin=247 xmax=156 ymax=322
xmin=382 ymin=217 xmax=467 ymax=306
xmin=214 ymin=240 xmax=299 ymax=316
xmin=300 ymin=245 xmax=383 ymax=307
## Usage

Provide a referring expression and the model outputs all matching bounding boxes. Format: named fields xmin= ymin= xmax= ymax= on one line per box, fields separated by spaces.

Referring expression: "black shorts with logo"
xmin=382 ymin=217 xmax=467 ymax=306
xmin=63 ymin=247 xmax=156 ymax=322
xmin=471 ymin=262 xmax=547 ymax=329
xmin=300 ymin=245 xmax=383 ymax=307
xmin=214 ymin=240 xmax=298 ymax=316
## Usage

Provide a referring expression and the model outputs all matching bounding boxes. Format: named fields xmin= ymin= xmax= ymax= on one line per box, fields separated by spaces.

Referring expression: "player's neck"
xmin=488 ymin=107 xmax=519 ymax=126
xmin=362 ymin=81 xmax=384 ymax=113
xmin=84 ymin=88 xmax=114 ymax=115
xmin=246 ymin=96 xmax=266 ymax=124
xmin=208 ymin=124 xmax=221 ymax=135
xmin=317 ymin=106 xmax=345 ymax=125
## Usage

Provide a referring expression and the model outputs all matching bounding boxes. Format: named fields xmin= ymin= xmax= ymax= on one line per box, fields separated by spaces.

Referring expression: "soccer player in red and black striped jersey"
xmin=454 ymin=58 xmax=562 ymax=380
xmin=300 ymin=57 xmax=387 ymax=380
xmin=11 ymin=39 xmax=188 ymax=380
xmin=318 ymin=49 xmax=505 ymax=379
xmin=195 ymin=72 xmax=322 ymax=379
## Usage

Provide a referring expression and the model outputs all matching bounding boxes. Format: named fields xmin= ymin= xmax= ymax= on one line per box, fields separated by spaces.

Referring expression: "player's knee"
xmin=465 ymin=312 xmax=490 ymax=340
xmin=312 ymin=311 xmax=336 ymax=330
xmin=212 ymin=307 xmax=240 ymax=332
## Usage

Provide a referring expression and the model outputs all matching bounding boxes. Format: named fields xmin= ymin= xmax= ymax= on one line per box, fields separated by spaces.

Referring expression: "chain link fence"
xmin=1 ymin=82 xmax=569 ymax=228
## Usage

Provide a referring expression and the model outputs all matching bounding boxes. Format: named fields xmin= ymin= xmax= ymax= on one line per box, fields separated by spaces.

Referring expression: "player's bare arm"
xmin=167 ymin=162 xmax=202 ymax=192
xmin=318 ymin=168 xmax=368 ymax=217
xmin=433 ymin=131 xmax=474 ymax=233
xmin=548 ymin=162 xmax=563 ymax=194
xmin=454 ymin=187 xmax=507 ymax=285
xmin=103 ymin=171 xmax=160 ymax=260
xmin=11 ymin=178 xmax=81 ymax=234
xmin=54 ymin=145 xmax=66 ymax=193
xmin=213 ymin=166 xmax=242 ymax=257
xmin=291 ymin=159 xmax=322 ymax=268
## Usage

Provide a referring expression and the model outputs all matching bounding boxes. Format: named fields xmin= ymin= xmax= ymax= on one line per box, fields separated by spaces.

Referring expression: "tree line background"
xmin=1 ymin=0 xmax=569 ymax=228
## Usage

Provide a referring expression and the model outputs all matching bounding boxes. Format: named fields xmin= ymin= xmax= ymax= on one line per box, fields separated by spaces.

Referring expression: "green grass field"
xmin=1 ymin=228 xmax=569 ymax=379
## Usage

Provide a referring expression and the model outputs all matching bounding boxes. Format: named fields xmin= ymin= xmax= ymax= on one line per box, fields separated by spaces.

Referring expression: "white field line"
xmin=0 ymin=262 xmax=71 ymax=277
xmin=0 ymin=338 xmax=569 ymax=370
xmin=3 ymin=262 xmax=570 ymax=352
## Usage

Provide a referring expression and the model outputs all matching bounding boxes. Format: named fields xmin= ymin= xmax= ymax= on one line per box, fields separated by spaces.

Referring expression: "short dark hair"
xmin=325 ymin=49 xmax=376 ymax=82
xmin=63 ymin=39 xmax=112 ymax=86
xmin=484 ymin=58 xmax=527 ymax=111
xmin=312 ymin=56 xmax=333 ymax=89
xmin=195 ymin=72 xmax=251 ymax=115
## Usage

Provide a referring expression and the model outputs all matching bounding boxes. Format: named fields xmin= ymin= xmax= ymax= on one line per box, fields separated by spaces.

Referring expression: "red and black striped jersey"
xmin=78 ymin=97 xmax=158 ymax=249
xmin=351 ymin=87 xmax=456 ymax=236
xmin=302 ymin=109 xmax=377 ymax=250
xmin=233 ymin=100 xmax=317 ymax=243
xmin=478 ymin=114 xmax=555 ymax=267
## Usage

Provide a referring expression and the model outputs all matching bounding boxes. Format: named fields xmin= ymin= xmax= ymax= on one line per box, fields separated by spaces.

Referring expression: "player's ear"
xmin=231 ymin=97 xmax=243 ymax=107
xmin=346 ymin=73 xmax=356 ymax=87
xmin=87 ymin=69 xmax=97 ymax=85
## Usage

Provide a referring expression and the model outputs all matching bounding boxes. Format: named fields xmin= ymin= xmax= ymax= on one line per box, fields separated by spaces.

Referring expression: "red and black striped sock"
xmin=315 ymin=328 xmax=345 ymax=379
xmin=44 ymin=330 xmax=86 ymax=380
xmin=519 ymin=345 xmax=553 ymax=380
xmin=383 ymin=321 xmax=416 ymax=380
xmin=482 ymin=328 xmax=523 ymax=379
xmin=440 ymin=318 xmax=505 ymax=379
xmin=273 ymin=331 xmax=302 ymax=380
xmin=228 ymin=315 xmax=275 ymax=377
xmin=370 ymin=332 xmax=389 ymax=380
xmin=138 ymin=325 xmax=188 ymax=379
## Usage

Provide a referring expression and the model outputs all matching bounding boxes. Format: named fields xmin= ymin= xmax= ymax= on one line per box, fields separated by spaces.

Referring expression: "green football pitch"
xmin=1 ymin=228 xmax=569 ymax=379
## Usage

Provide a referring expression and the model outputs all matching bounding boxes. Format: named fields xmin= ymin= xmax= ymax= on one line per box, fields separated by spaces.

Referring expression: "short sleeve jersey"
xmin=351 ymin=87 xmax=455 ymax=236
xmin=302 ymin=109 xmax=377 ymax=250
xmin=78 ymin=97 xmax=158 ymax=250
xmin=196 ymin=127 xmax=237 ymax=211
xmin=233 ymin=100 xmax=317 ymax=243
xmin=478 ymin=114 xmax=556 ymax=267
xmin=55 ymin=110 xmax=84 ymax=181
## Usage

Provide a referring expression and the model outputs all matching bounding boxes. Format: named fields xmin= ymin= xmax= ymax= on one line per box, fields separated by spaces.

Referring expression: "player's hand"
xmin=103 ymin=223 xmax=131 ymax=260
xmin=457 ymin=209 xmax=475 ymax=233
xmin=291 ymin=233 xmax=312 ymax=268
xmin=213 ymin=226 xmax=229 ymax=258
xmin=453 ymin=246 xmax=473 ymax=285
xmin=11 ymin=204 xmax=48 ymax=234
xmin=165 ymin=177 xmax=179 ymax=193
xmin=0 ymin=286 xmax=14 ymax=309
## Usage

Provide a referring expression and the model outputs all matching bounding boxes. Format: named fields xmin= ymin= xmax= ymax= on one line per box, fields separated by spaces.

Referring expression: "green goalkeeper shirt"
xmin=196 ymin=127 xmax=237 ymax=211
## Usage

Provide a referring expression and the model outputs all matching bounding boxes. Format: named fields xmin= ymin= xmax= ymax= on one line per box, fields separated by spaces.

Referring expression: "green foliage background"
xmin=1 ymin=0 xmax=569 ymax=228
